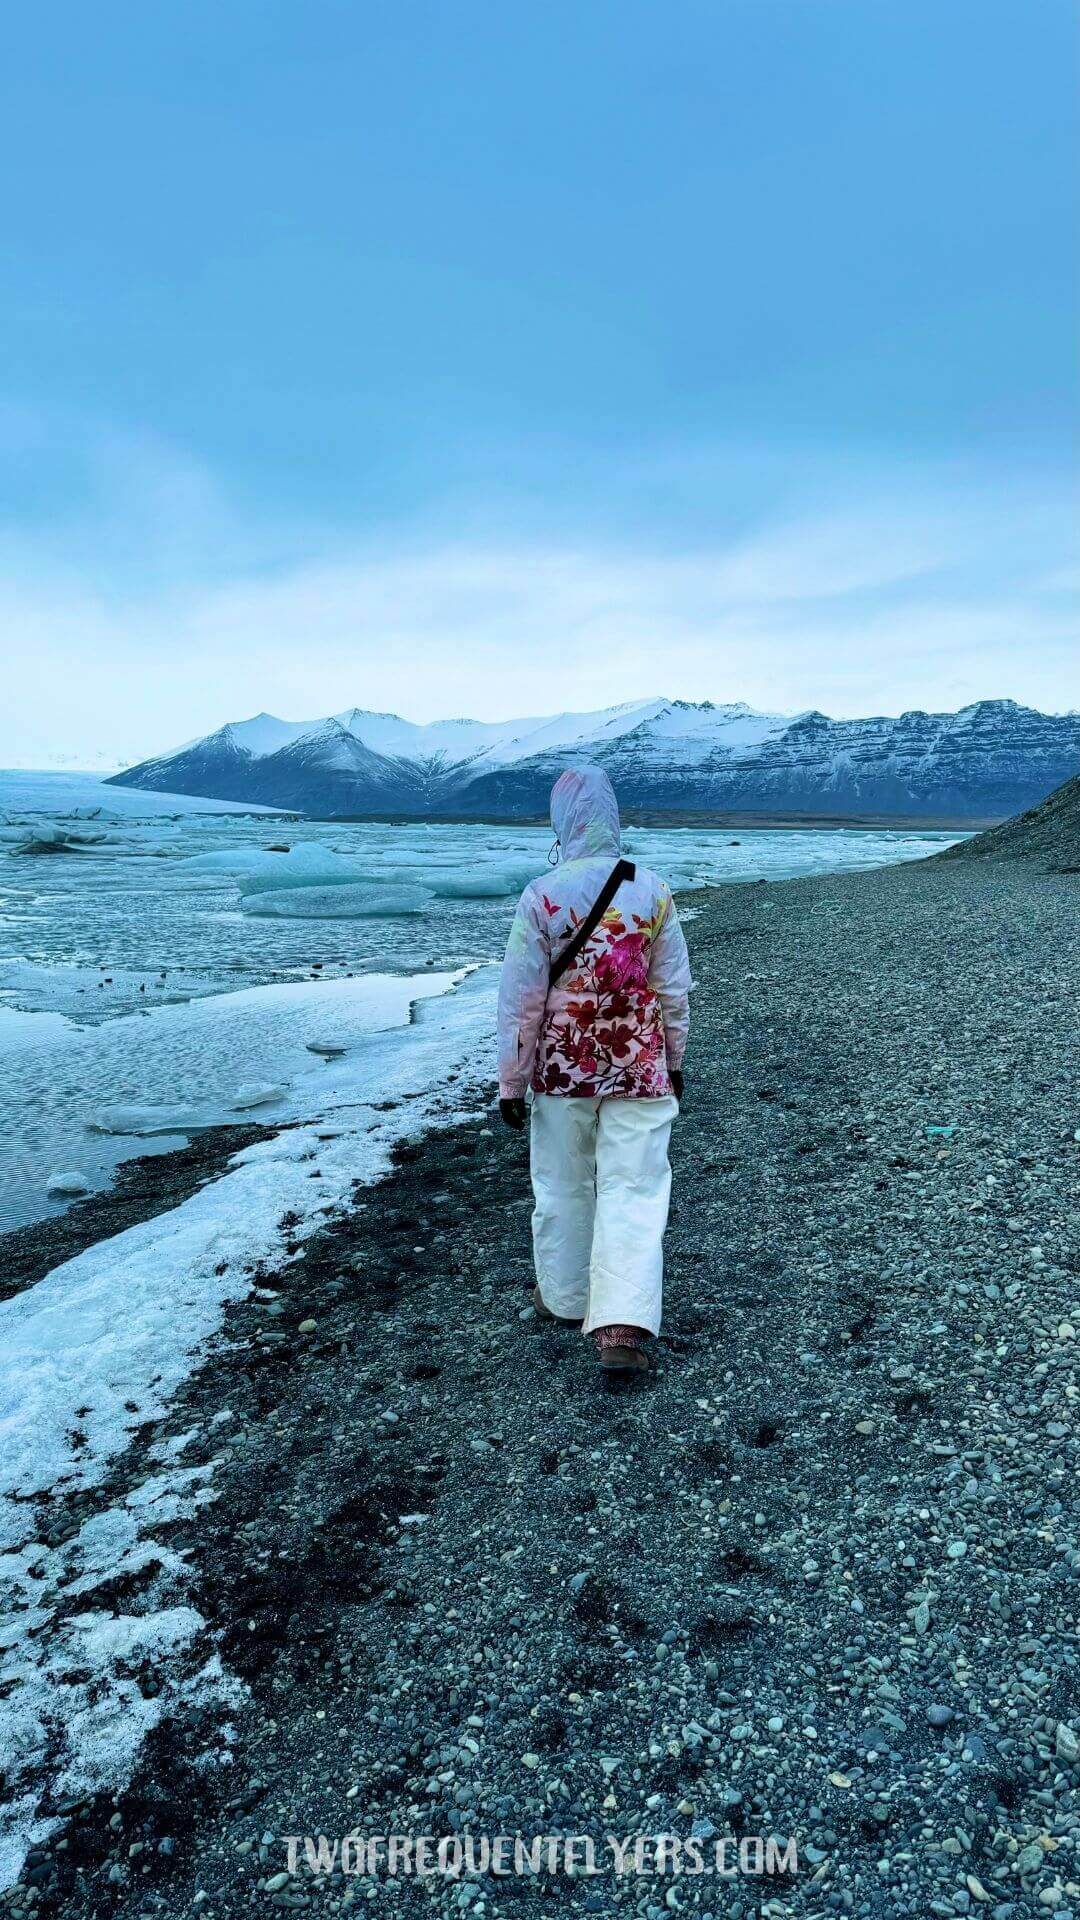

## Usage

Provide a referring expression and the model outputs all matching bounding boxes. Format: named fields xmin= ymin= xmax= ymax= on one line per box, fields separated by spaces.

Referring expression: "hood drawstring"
xmin=547 ymin=837 xmax=561 ymax=867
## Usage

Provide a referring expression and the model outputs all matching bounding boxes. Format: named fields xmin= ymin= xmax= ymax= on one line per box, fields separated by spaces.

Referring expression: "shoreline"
xmin=0 ymin=1124 xmax=265 ymax=1305
xmin=3 ymin=853 xmax=1079 ymax=1916
xmin=299 ymin=809 xmax=985 ymax=831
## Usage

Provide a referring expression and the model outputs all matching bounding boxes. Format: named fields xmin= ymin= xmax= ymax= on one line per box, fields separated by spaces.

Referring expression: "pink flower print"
xmin=594 ymin=932 xmax=649 ymax=994
xmin=567 ymin=1030 xmax=598 ymax=1074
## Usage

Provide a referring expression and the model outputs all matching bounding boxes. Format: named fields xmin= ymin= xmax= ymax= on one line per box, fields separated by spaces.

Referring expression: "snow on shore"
xmin=0 ymin=963 xmax=497 ymax=1887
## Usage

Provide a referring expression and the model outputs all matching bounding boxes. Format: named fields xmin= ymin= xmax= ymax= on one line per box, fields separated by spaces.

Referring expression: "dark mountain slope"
xmin=941 ymin=772 xmax=1080 ymax=869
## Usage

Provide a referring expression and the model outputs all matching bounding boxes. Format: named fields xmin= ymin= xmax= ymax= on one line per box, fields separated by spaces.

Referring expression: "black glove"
xmin=499 ymin=1096 xmax=528 ymax=1131
xmin=669 ymin=1069 xmax=684 ymax=1103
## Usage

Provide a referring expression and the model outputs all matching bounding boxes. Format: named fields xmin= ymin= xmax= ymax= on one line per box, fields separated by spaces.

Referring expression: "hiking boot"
xmin=531 ymin=1284 xmax=583 ymax=1327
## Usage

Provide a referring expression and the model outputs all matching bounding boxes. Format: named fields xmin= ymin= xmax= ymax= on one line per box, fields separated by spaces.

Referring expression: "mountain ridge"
xmin=108 ymin=696 xmax=1080 ymax=822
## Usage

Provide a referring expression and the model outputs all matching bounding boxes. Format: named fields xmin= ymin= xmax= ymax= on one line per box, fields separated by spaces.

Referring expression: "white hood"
xmin=550 ymin=765 xmax=622 ymax=863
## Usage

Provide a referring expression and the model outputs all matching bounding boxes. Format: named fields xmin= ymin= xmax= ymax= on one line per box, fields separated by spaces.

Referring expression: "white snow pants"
xmin=529 ymin=1093 xmax=679 ymax=1336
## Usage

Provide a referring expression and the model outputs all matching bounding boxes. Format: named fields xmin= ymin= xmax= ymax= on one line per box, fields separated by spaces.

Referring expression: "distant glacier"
xmin=108 ymin=695 xmax=1080 ymax=823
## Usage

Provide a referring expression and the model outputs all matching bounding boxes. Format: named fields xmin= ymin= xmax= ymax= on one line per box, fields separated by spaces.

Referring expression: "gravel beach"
xmin=6 ymin=850 xmax=1080 ymax=1920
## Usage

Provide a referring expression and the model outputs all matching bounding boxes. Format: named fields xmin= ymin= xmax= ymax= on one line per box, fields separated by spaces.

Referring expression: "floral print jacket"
xmin=497 ymin=767 xmax=692 ymax=1100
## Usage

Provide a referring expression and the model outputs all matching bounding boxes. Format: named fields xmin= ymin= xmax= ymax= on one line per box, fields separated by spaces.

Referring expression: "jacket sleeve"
xmin=497 ymin=884 xmax=552 ymax=1097
xmin=649 ymin=887 xmax=692 ymax=1069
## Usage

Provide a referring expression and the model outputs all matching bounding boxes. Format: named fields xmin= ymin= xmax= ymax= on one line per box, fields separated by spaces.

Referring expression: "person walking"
xmin=497 ymin=766 xmax=691 ymax=1373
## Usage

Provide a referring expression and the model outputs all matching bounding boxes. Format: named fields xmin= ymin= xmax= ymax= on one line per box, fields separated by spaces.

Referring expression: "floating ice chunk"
xmin=46 ymin=1171 xmax=90 ymax=1196
xmin=306 ymin=1042 xmax=347 ymax=1056
xmin=90 ymin=1104 xmax=216 ymax=1136
xmin=92 ymin=1088 xmax=284 ymax=1131
xmin=242 ymin=884 xmax=432 ymax=919
xmin=181 ymin=842 xmax=366 ymax=892
xmin=177 ymin=845 xmax=296 ymax=877
xmin=231 ymin=1083 xmax=287 ymax=1111
xmin=238 ymin=845 xmax=377 ymax=895
xmin=423 ymin=864 xmax=542 ymax=899
xmin=9 ymin=826 xmax=110 ymax=856
xmin=17 ymin=826 xmax=72 ymax=852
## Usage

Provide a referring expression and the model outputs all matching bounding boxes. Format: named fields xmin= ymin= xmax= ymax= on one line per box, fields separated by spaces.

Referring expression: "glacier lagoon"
xmin=0 ymin=774 xmax=962 ymax=1231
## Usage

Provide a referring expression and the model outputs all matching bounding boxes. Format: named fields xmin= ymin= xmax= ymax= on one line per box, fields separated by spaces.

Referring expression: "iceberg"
xmin=176 ymin=839 xmax=539 ymax=904
xmin=236 ymin=845 xmax=373 ymax=895
xmin=173 ymin=846 xmax=277 ymax=876
xmin=178 ymin=840 xmax=443 ymax=916
xmin=422 ymin=864 xmax=543 ymax=899
xmin=242 ymin=884 xmax=432 ymax=919
xmin=8 ymin=826 xmax=111 ymax=856
xmin=181 ymin=842 xmax=365 ymax=891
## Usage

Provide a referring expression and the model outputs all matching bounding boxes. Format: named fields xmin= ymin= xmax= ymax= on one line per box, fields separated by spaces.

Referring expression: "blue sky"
xmin=2 ymin=0 xmax=1077 ymax=763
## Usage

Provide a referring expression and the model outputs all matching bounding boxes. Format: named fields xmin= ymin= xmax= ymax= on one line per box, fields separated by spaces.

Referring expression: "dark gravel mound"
xmin=941 ymin=772 xmax=1080 ymax=869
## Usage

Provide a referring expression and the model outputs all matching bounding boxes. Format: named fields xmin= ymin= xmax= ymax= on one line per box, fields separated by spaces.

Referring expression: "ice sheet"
xmin=0 ymin=771 xmax=282 ymax=816
xmin=0 ymin=970 xmax=487 ymax=1229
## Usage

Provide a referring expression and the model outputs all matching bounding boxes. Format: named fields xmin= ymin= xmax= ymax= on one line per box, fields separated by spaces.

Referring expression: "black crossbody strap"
xmin=548 ymin=858 xmax=636 ymax=987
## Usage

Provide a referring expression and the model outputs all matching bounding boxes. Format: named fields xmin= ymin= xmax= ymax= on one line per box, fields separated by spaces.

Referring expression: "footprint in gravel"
xmin=557 ymin=1648 xmax=623 ymax=1691
xmin=532 ymin=1705 xmax=569 ymax=1751
xmin=696 ymin=1436 xmax=733 ymax=1474
xmin=715 ymin=1542 xmax=771 ymax=1581
xmin=572 ymin=1575 xmax=650 ymax=1642
xmin=691 ymin=1600 xmax=758 ymax=1647
xmin=206 ymin=1458 xmax=430 ymax=1677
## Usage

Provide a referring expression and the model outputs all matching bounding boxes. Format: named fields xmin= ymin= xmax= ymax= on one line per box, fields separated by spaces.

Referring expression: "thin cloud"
xmin=2 ymin=428 xmax=1078 ymax=763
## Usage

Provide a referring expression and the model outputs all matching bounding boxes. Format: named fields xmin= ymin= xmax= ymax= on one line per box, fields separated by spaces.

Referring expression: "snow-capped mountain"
xmin=108 ymin=697 xmax=1080 ymax=821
